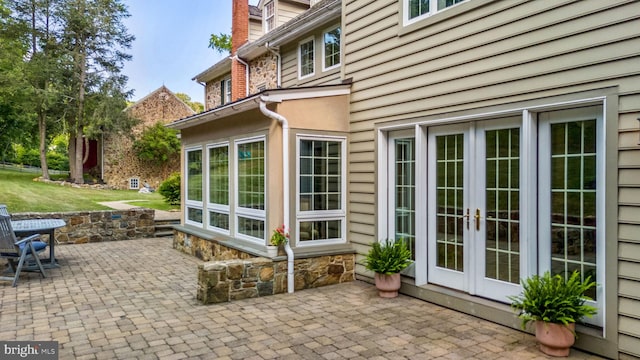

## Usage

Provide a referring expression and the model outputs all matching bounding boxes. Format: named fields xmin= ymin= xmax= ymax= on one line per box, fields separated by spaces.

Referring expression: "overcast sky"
xmin=122 ymin=1 xmax=258 ymax=104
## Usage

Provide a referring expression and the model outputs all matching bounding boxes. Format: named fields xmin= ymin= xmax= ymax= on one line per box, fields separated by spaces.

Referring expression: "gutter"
xmin=265 ymin=42 xmax=281 ymax=88
xmin=230 ymin=55 xmax=250 ymax=97
xmin=259 ymin=96 xmax=294 ymax=294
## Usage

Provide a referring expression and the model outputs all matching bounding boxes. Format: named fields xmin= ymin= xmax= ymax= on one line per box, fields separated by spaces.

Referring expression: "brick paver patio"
xmin=0 ymin=238 xmax=604 ymax=359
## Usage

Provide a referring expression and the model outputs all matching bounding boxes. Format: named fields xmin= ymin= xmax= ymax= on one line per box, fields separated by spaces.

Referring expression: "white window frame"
xmin=264 ymin=1 xmax=275 ymax=33
xmin=206 ymin=142 xmax=231 ymax=235
xmin=298 ymin=36 xmax=315 ymax=80
xmin=322 ymin=26 xmax=341 ymax=72
xmin=403 ymin=0 xmax=467 ymax=26
xmin=185 ymin=146 xmax=204 ymax=227
xmin=222 ymin=78 xmax=231 ymax=105
xmin=129 ymin=177 xmax=140 ymax=190
xmin=234 ymin=136 xmax=266 ymax=243
xmin=296 ymin=135 xmax=347 ymax=246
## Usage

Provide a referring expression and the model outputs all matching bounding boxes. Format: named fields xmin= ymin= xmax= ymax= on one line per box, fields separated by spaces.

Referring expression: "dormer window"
xmin=264 ymin=1 xmax=275 ymax=32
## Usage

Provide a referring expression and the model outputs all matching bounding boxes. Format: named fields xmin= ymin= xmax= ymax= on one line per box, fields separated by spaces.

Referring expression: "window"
xmin=236 ymin=138 xmax=265 ymax=242
xmin=405 ymin=0 xmax=466 ymax=24
xmin=129 ymin=177 xmax=140 ymax=190
xmin=264 ymin=1 xmax=275 ymax=33
xmin=298 ymin=37 xmax=315 ymax=79
xmin=221 ymin=78 xmax=231 ymax=105
xmin=323 ymin=27 xmax=341 ymax=71
xmin=297 ymin=136 xmax=346 ymax=244
xmin=389 ymin=135 xmax=416 ymax=260
xmin=208 ymin=144 xmax=229 ymax=232
xmin=185 ymin=147 xmax=203 ymax=225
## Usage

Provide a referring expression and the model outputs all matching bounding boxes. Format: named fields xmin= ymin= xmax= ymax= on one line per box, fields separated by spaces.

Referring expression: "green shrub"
xmin=364 ymin=239 xmax=412 ymax=275
xmin=508 ymin=271 xmax=597 ymax=328
xmin=158 ymin=172 xmax=181 ymax=205
xmin=46 ymin=152 xmax=69 ymax=171
xmin=133 ymin=123 xmax=180 ymax=164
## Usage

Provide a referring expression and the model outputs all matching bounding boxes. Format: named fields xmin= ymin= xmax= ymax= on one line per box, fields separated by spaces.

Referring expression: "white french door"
xmin=427 ymin=117 xmax=524 ymax=303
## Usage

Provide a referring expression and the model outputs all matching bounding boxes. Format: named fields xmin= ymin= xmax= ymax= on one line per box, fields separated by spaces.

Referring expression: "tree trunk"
xmin=38 ymin=113 xmax=49 ymax=179
xmin=68 ymin=133 xmax=76 ymax=181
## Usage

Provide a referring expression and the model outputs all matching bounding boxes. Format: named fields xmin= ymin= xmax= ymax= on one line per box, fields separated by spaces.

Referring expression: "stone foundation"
xmin=177 ymin=231 xmax=355 ymax=304
xmin=11 ymin=209 xmax=155 ymax=244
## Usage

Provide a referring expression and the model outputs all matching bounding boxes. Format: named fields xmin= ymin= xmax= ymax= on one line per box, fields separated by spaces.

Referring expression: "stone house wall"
xmin=11 ymin=209 xmax=155 ymax=244
xmin=205 ymin=79 xmax=224 ymax=110
xmin=249 ymin=53 xmax=278 ymax=93
xmin=103 ymin=86 xmax=194 ymax=190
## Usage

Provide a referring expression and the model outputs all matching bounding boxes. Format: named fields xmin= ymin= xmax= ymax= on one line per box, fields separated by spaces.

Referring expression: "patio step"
xmin=154 ymin=219 xmax=179 ymax=238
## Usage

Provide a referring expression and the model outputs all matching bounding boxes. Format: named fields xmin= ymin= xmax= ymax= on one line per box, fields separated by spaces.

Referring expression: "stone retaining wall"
xmin=177 ymin=231 xmax=355 ymax=304
xmin=11 ymin=209 xmax=155 ymax=244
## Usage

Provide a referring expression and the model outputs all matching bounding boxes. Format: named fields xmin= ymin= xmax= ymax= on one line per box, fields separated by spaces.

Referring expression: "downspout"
xmin=230 ymin=55 xmax=250 ymax=96
xmin=259 ymin=96 xmax=294 ymax=293
xmin=265 ymin=42 xmax=281 ymax=88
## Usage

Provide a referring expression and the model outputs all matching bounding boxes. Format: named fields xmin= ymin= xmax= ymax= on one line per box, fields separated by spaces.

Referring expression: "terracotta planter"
xmin=535 ymin=321 xmax=576 ymax=357
xmin=374 ymin=273 xmax=401 ymax=298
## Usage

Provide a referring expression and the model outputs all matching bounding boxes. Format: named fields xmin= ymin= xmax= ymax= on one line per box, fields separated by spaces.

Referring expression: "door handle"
xmin=475 ymin=208 xmax=481 ymax=231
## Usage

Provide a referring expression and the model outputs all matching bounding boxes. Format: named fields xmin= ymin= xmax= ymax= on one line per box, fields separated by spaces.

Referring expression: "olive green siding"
xmin=343 ymin=0 xmax=640 ymax=357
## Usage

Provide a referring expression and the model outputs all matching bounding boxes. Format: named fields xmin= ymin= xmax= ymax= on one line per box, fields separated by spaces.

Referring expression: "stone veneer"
xmin=205 ymin=79 xmax=224 ymax=110
xmin=11 ymin=209 xmax=155 ymax=244
xmin=249 ymin=53 xmax=278 ymax=94
xmin=174 ymin=231 xmax=355 ymax=304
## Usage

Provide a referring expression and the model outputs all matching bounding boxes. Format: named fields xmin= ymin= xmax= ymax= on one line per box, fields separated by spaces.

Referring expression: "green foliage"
xmin=158 ymin=172 xmax=181 ymax=205
xmin=133 ymin=122 xmax=180 ymax=164
xmin=508 ymin=271 xmax=597 ymax=329
xmin=208 ymin=32 xmax=231 ymax=54
xmin=270 ymin=225 xmax=289 ymax=246
xmin=46 ymin=152 xmax=69 ymax=171
xmin=175 ymin=92 xmax=204 ymax=113
xmin=15 ymin=145 xmax=40 ymax=167
xmin=364 ymin=239 xmax=412 ymax=275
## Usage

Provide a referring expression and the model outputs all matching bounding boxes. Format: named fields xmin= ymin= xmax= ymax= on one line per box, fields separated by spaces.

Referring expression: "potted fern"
xmin=508 ymin=271 xmax=597 ymax=357
xmin=364 ymin=238 xmax=411 ymax=298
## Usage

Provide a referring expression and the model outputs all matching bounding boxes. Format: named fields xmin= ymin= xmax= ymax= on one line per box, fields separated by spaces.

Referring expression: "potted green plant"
xmin=267 ymin=225 xmax=289 ymax=257
xmin=364 ymin=238 xmax=411 ymax=298
xmin=508 ymin=271 xmax=597 ymax=357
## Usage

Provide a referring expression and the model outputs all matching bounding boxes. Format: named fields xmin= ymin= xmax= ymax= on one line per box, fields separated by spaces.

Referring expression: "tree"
xmin=208 ymin=32 xmax=231 ymax=54
xmin=57 ymin=0 xmax=134 ymax=184
xmin=175 ymin=92 xmax=204 ymax=113
xmin=132 ymin=122 xmax=180 ymax=164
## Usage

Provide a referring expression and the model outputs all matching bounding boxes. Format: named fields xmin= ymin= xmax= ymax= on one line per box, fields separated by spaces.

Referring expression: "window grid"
xmin=237 ymin=141 xmax=265 ymax=211
xmin=394 ymin=138 xmax=416 ymax=260
xmin=187 ymin=149 xmax=203 ymax=202
xmin=323 ymin=27 xmax=340 ymax=70
xmin=300 ymin=140 xmax=341 ymax=212
xmin=550 ymin=120 xmax=597 ymax=299
xmin=407 ymin=0 xmax=466 ymax=21
xmin=485 ymin=128 xmax=520 ymax=284
xmin=209 ymin=145 xmax=229 ymax=231
xmin=264 ymin=1 xmax=275 ymax=32
xmin=299 ymin=38 xmax=314 ymax=78
xmin=435 ymin=134 xmax=464 ymax=271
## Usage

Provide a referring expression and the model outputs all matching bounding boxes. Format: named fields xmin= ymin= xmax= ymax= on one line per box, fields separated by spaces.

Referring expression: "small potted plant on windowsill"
xmin=267 ymin=224 xmax=289 ymax=257
xmin=508 ymin=271 xmax=597 ymax=357
xmin=364 ymin=238 xmax=411 ymax=298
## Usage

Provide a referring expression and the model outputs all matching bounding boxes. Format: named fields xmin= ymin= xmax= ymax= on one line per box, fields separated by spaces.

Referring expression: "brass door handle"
xmin=475 ymin=208 xmax=481 ymax=231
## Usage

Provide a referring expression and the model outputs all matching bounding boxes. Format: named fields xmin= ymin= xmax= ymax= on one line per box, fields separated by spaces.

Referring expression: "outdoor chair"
xmin=0 ymin=214 xmax=47 ymax=287
xmin=0 ymin=204 xmax=8 ymax=216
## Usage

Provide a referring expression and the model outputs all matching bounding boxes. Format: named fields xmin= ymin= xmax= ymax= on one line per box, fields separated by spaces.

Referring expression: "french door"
xmin=427 ymin=117 xmax=524 ymax=303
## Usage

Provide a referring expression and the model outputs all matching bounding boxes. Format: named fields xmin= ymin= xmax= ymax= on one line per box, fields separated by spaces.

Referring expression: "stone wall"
xmin=11 ymin=209 xmax=155 ymax=244
xmin=205 ymin=79 xmax=224 ymax=111
xmin=249 ymin=53 xmax=278 ymax=94
xmin=175 ymin=231 xmax=355 ymax=304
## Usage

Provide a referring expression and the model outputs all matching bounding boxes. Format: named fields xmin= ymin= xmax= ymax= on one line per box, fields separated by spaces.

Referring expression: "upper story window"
xmin=221 ymin=78 xmax=231 ymax=105
xmin=264 ymin=1 xmax=275 ymax=33
xmin=323 ymin=26 xmax=341 ymax=71
xmin=405 ymin=0 xmax=466 ymax=25
xmin=298 ymin=37 xmax=315 ymax=79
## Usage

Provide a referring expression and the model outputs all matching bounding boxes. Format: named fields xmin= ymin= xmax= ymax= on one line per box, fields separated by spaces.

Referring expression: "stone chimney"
xmin=231 ymin=0 xmax=249 ymax=101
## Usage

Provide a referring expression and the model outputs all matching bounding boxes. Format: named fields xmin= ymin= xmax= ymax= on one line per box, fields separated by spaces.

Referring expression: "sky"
xmin=122 ymin=0 xmax=255 ymax=104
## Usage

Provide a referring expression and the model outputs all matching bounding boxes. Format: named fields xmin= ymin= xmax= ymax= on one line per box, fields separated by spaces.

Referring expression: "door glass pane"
xmin=394 ymin=138 xmax=415 ymax=260
xmin=436 ymin=134 xmax=464 ymax=272
xmin=549 ymin=120 xmax=597 ymax=299
xmin=485 ymin=128 xmax=520 ymax=284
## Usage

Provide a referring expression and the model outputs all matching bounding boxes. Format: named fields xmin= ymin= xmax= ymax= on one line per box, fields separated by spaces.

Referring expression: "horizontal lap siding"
xmin=344 ymin=0 xmax=640 ymax=356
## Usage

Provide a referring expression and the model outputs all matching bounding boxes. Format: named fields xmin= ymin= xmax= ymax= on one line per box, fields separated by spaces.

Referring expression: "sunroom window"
xmin=208 ymin=144 xmax=229 ymax=232
xmin=236 ymin=138 xmax=265 ymax=242
xmin=185 ymin=148 xmax=203 ymax=225
xmin=297 ymin=136 xmax=346 ymax=244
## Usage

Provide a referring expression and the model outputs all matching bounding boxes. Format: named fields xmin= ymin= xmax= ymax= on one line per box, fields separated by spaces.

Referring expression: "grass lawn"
xmin=0 ymin=168 xmax=179 ymax=213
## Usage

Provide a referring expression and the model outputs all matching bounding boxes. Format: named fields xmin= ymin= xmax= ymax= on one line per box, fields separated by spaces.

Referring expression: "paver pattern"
xmin=0 ymin=238 xmax=605 ymax=359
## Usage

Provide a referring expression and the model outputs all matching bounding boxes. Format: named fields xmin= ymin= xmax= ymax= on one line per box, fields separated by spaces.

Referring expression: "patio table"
xmin=11 ymin=219 xmax=66 ymax=268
